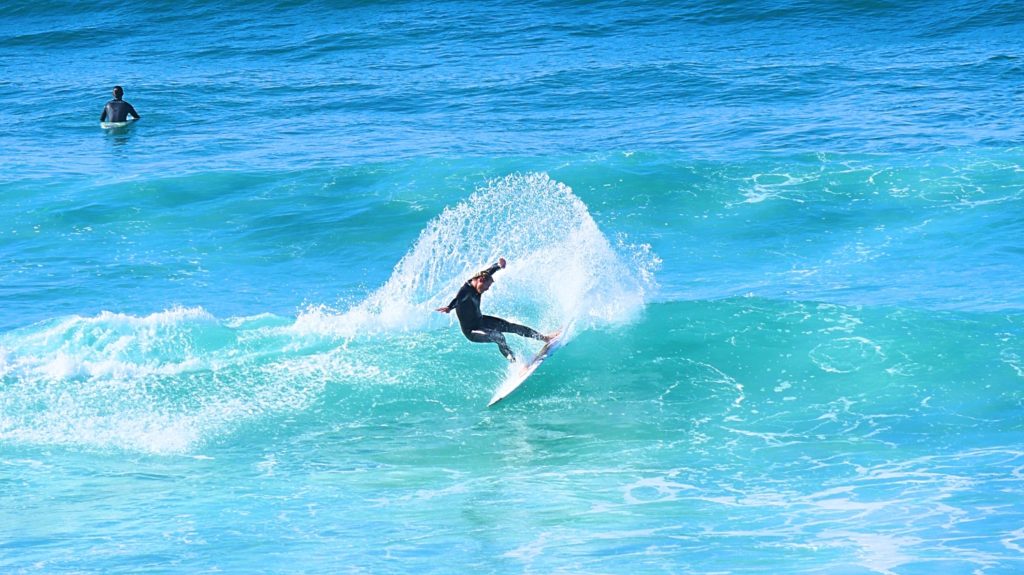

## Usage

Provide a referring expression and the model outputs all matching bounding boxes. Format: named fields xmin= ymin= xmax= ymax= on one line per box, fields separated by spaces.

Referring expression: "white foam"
xmin=286 ymin=173 xmax=656 ymax=343
xmin=0 ymin=306 xmax=338 ymax=454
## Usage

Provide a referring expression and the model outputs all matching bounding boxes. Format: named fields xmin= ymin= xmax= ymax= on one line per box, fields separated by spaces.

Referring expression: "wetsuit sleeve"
xmin=444 ymin=263 xmax=499 ymax=309
xmin=100 ymin=105 xmax=108 ymax=122
xmin=446 ymin=282 xmax=472 ymax=310
xmin=127 ymin=104 xmax=140 ymax=119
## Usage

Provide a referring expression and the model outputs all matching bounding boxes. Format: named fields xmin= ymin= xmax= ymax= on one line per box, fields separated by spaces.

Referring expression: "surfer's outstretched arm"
xmin=435 ymin=259 xmax=505 ymax=313
xmin=471 ymin=259 xmax=505 ymax=281
xmin=436 ymin=282 xmax=471 ymax=313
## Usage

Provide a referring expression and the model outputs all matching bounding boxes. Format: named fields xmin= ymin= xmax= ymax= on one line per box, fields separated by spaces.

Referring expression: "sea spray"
xmin=307 ymin=172 xmax=659 ymax=340
xmin=0 ymin=173 xmax=657 ymax=453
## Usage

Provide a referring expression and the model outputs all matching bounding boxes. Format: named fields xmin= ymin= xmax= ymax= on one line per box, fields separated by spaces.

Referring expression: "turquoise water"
xmin=2 ymin=1 xmax=1023 ymax=573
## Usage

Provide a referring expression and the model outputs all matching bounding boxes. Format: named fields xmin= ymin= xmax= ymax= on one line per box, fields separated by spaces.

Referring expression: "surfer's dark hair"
xmin=113 ymin=85 xmax=124 ymax=96
xmin=471 ymin=270 xmax=493 ymax=281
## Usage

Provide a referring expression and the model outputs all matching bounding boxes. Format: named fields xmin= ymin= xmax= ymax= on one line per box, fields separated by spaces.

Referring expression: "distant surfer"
xmin=99 ymin=85 xmax=140 ymax=123
xmin=436 ymin=258 xmax=555 ymax=362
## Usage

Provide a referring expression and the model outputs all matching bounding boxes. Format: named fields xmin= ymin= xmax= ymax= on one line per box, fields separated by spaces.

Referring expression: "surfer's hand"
xmin=436 ymin=306 xmax=451 ymax=313
xmin=498 ymin=257 xmax=506 ymax=268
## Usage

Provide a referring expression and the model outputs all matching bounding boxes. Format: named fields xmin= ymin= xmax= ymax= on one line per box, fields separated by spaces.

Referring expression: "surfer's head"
xmin=470 ymin=271 xmax=494 ymax=293
xmin=112 ymin=85 xmax=124 ymax=98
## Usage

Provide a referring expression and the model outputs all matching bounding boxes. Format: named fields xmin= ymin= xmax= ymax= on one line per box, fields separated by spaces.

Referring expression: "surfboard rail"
xmin=487 ymin=328 xmax=568 ymax=407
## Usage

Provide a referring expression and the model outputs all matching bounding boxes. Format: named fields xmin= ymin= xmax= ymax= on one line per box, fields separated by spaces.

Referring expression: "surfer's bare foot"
xmin=544 ymin=331 xmax=560 ymax=342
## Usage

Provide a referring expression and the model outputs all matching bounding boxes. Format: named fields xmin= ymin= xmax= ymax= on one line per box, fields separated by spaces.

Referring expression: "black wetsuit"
xmin=100 ymin=98 xmax=140 ymax=123
xmin=445 ymin=263 xmax=545 ymax=361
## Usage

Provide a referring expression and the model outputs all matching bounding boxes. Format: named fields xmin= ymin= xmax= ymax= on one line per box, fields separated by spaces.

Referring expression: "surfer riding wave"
xmin=436 ymin=257 xmax=555 ymax=362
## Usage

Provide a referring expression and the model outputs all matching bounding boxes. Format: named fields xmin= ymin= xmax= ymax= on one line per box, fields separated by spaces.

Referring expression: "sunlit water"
xmin=2 ymin=1 xmax=1023 ymax=573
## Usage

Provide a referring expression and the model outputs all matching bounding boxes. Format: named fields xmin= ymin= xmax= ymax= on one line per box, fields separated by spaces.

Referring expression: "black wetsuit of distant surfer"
xmin=100 ymin=86 xmax=140 ymax=123
xmin=437 ymin=260 xmax=549 ymax=362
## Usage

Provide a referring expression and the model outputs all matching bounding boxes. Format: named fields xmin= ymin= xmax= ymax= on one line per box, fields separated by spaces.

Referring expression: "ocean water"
xmin=2 ymin=0 xmax=1023 ymax=573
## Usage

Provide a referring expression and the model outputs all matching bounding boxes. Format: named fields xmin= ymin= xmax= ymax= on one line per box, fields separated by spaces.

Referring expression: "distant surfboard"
xmin=488 ymin=327 xmax=569 ymax=407
xmin=100 ymin=120 xmax=137 ymax=130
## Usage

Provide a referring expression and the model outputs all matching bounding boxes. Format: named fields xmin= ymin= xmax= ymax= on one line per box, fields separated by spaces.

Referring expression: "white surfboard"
xmin=487 ymin=329 xmax=569 ymax=407
xmin=100 ymin=120 xmax=136 ymax=130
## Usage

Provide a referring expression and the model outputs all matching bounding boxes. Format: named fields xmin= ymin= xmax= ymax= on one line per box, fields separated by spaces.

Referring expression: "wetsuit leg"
xmin=480 ymin=315 xmax=545 ymax=341
xmin=464 ymin=328 xmax=516 ymax=361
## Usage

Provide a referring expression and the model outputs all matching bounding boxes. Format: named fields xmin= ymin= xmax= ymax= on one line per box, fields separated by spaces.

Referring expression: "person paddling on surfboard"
xmin=436 ymin=257 xmax=555 ymax=363
xmin=100 ymin=85 xmax=140 ymax=123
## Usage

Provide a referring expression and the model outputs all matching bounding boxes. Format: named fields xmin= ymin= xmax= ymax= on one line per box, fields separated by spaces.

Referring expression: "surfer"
xmin=436 ymin=257 xmax=554 ymax=362
xmin=99 ymin=86 xmax=140 ymax=123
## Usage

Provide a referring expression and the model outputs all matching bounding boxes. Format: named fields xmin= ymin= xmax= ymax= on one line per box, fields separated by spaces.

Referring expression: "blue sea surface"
xmin=2 ymin=1 xmax=1023 ymax=573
